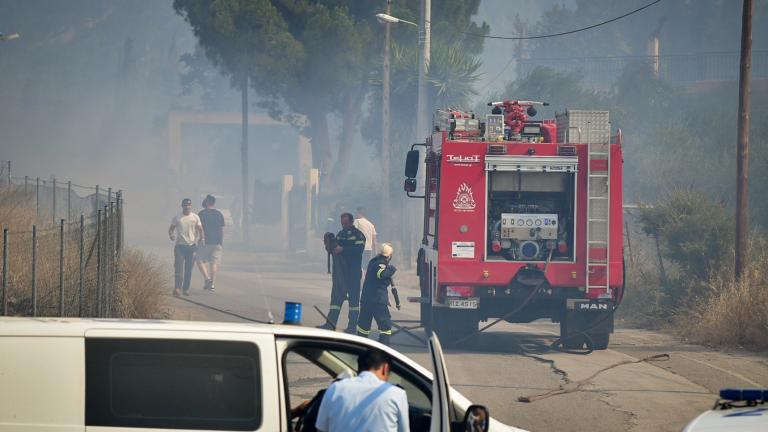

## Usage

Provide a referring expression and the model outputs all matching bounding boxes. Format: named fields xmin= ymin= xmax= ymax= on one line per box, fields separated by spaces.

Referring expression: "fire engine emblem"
xmin=452 ymin=183 xmax=476 ymax=211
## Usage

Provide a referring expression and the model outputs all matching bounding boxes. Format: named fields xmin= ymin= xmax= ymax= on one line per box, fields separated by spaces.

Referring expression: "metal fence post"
xmin=59 ymin=219 xmax=65 ymax=317
xmin=31 ymin=225 xmax=37 ymax=317
xmin=104 ymin=202 xmax=112 ymax=318
xmin=107 ymin=201 xmax=114 ymax=318
xmin=117 ymin=190 xmax=124 ymax=256
xmin=107 ymin=187 xmax=112 ymax=207
xmin=52 ymin=177 xmax=57 ymax=223
xmin=67 ymin=181 xmax=72 ymax=221
xmin=96 ymin=209 xmax=102 ymax=318
xmin=2 ymin=228 xmax=7 ymax=316
xmin=79 ymin=214 xmax=84 ymax=317
xmin=95 ymin=185 xmax=99 ymax=217
xmin=36 ymin=177 xmax=40 ymax=220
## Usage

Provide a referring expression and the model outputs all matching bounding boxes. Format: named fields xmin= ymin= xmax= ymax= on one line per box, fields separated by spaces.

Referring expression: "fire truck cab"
xmin=404 ymin=102 xmax=624 ymax=350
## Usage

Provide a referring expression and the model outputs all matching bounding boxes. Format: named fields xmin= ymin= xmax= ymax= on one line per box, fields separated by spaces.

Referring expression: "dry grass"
xmin=112 ymin=248 xmax=170 ymax=319
xmin=679 ymin=252 xmax=768 ymax=351
xmin=1 ymin=186 xmax=168 ymax=319
xmin=622 ymin=220 xmax=768 ymax=350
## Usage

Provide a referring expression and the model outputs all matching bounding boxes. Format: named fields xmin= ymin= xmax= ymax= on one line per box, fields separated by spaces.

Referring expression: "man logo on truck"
xmin=579 ymin=303 xmax=609 ymax=311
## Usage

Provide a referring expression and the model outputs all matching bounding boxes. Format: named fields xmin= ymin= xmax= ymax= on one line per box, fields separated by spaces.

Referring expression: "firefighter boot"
xmin=344 ymin=308 xmax=360 ymax=334
xmin=316 ymin=308 xmax=340 ymax=331
xmin=378 ymin=329 xmax=392 ymax=346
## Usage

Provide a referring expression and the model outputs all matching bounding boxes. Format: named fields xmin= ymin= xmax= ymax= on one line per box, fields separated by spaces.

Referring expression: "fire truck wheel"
xmin=431 ymin=308 xmax=478 ymax=345
xmin=559 ymin=321 xmax=585 ymax=350
xmin=587 ymin=332 xmax=610 ymax=350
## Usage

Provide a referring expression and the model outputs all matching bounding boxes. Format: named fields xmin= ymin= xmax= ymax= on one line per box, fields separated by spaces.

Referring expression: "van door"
xmin=83 ymin=329 xmax=279 ymax=431
xmin=429 ymin=334 xmax=452 ymax=432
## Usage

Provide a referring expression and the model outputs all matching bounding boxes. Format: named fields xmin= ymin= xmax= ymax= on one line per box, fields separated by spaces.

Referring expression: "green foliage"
xmin=174 ymin=0 xmax=304 ymax=92
xmin=637 ymin=189 xmax=733 ymax=311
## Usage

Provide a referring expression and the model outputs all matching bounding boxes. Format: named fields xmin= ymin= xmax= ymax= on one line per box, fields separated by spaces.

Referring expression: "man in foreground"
xmin=315 ymin=348 xmax=409 ymax=432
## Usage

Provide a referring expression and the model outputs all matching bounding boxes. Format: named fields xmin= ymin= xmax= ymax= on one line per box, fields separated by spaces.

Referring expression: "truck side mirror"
xmin=405 ymin=150 xmax=420 ymax=178
xmin=404 ymin=178 xmax=417 ymax=193
xmin=463 ymin=405 xmax=489 ymax=432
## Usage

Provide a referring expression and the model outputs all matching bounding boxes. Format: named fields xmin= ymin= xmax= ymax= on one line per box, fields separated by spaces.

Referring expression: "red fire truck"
xmin=403 ymin=101 xmax=623 ymax=350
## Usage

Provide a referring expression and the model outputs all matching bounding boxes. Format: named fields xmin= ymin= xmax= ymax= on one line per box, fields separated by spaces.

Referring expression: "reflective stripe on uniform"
xmin=376 ymin=267 xmax=386 ymax=278
xmin=329 ymin=305 xmax=341 ymax=310
xmin=356 ymin=326 xmax=371 ymax=335
xmin=379 ymin=329 xmax=393 ymax=335
xmin=355 ymin=240 xmax=365 ymax=245
xmin=349 ymin=306 xmax=360 ymax=311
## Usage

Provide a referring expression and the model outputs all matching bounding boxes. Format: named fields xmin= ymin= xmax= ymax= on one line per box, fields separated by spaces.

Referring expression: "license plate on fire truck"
xmin=448 ymin=298 xmax=479 ymax=309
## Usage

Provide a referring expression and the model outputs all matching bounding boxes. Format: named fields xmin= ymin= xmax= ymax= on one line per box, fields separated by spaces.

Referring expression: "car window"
xmin=281 ymin=341 xmax=432 ymax=431
xmin=86 ymin=339 xmax=261 ymax=431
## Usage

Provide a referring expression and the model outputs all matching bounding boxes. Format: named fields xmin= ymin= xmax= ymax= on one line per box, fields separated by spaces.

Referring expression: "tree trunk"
xmin=307 ymin=106 xmax=332 ymax=189
xmin=331 ymin=88 xmax=364 ymax=188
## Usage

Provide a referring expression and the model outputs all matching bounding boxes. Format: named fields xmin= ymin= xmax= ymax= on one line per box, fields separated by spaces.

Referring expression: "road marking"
xmin=677 ymin=353 xmax=764 ymax=387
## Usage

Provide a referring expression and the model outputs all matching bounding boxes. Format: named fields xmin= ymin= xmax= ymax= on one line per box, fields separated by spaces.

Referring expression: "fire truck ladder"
xmin=585 ymin=126 xmax=610 ymax=295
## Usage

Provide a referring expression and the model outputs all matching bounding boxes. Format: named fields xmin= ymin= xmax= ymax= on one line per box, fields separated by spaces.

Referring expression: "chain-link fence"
xmin=0 ymin=161 xmax=124 ymax=318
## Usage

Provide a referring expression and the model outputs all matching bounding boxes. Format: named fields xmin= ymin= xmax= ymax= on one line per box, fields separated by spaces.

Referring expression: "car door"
xmin=429 ymin=334 xmax=452 ymax=432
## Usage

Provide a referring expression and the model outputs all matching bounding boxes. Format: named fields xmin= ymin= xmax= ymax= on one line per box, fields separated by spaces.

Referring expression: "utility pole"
xmin=242 ymin=73 xmax=250 ymax=247
xmin=735 ymin=0 xmax=752 ymax=280
xmin=415 ymin=0 xmax=431 ymax=143
xmin=382 ymin=0 xmax=392 ymax=233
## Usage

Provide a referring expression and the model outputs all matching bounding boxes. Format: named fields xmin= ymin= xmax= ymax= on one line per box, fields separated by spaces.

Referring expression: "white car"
xmin=682 ymin=389 xmax=768 ymax=432
xmin=0 ymin=317 xmax=527 ymax=432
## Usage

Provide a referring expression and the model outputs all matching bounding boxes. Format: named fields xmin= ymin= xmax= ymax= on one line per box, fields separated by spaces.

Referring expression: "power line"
xmin=478 ymin=0 xmax=663 ymax=91
xmin=465 ymin=0 xmax=663 ymax=40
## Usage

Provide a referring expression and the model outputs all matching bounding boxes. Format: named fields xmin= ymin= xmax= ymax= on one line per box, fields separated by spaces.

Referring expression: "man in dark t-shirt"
xmin=196 ymin=194 xmax=225 ymax=292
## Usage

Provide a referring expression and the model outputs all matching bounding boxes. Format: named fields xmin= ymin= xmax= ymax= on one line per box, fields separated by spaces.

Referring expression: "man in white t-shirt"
xmin=168 ymin=198 xmax=204 ymax=296
xmin=354 ymin=207 xmax=377 ymax=271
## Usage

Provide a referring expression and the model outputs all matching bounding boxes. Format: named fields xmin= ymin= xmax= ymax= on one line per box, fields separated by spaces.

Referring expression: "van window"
xmin=86 ymin=339 xmax=261 ymax=431
xmin=282 ymin=342 xmax=432 ymax=432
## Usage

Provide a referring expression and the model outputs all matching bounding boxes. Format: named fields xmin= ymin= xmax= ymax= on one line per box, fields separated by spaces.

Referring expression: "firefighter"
xmin=317 ymin=212 xmax=366 ymax=333
xmin=356 ymin=243 xmax=397 ymax=346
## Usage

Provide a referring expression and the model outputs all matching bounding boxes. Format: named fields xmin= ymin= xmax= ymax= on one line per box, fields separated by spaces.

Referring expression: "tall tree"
xmin=174 ymin=0 xmax=303 ymax=243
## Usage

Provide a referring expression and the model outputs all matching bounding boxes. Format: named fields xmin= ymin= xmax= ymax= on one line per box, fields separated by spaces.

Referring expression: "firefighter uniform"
xmin=357 ymin=253 xmax=397 ymax=346
xmin=324 ymin=226 xmax=366 ymax=332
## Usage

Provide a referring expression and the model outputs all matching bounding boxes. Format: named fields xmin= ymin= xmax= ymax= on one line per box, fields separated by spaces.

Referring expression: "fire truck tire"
xmin=588 ymin=332 xmax=610 ymax=350
xmin=431 ymin=308 xmax=477 ymax=344
xmin=559 ymin=320 xmax=585 ymax=350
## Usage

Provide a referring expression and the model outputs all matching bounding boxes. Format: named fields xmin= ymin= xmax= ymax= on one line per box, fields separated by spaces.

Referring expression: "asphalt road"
xmin=160 ymin=249 xmax=768 ymax=432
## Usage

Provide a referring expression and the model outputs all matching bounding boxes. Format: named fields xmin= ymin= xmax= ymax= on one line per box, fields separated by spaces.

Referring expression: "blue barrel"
xmin=283 ymin=302 xmax=302 ymax=325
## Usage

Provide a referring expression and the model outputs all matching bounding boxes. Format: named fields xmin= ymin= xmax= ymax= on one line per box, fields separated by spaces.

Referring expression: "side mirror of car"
xmin=463 ymin=405 xmax=489 ymax=432
xmin=404 ymin=178 xmax=417 ymax=193
xmin=405 ymin=149 xmax=420 ymax=178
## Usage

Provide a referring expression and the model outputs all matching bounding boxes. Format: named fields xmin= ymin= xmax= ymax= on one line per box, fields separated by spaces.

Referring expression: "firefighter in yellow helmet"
xmin=356 ymin=243 xmax=397 ymax=346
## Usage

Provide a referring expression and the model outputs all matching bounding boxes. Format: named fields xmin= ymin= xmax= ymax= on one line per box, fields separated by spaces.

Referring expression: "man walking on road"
xmin=196 ymin=194 xmax=225 ymax=292
xmin=315 ymin=348 xmax=409 ymax=432
xmin=317 ymin=212 xmax=365 ymax=333
xmin=168 ymin=198 xmax=204 ymax=296
xmin=357 ymin=243 xmax=397 ymax=346
xmin=353 ymin=207 xmax=377 ymax=272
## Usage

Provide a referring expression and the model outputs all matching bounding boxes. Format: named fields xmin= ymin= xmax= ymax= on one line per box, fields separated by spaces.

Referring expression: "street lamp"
xmin=0 ymin=33 xmax=20 ymax=41
xmin=375 ymin=1 xmax=430 ymax=266
xmin=375 ymin=13 xmax=418 ymax=27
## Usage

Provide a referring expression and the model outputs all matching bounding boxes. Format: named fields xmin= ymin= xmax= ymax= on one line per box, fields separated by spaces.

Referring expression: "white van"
xmin=0 ymin=318 xmax=527 ymax=432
